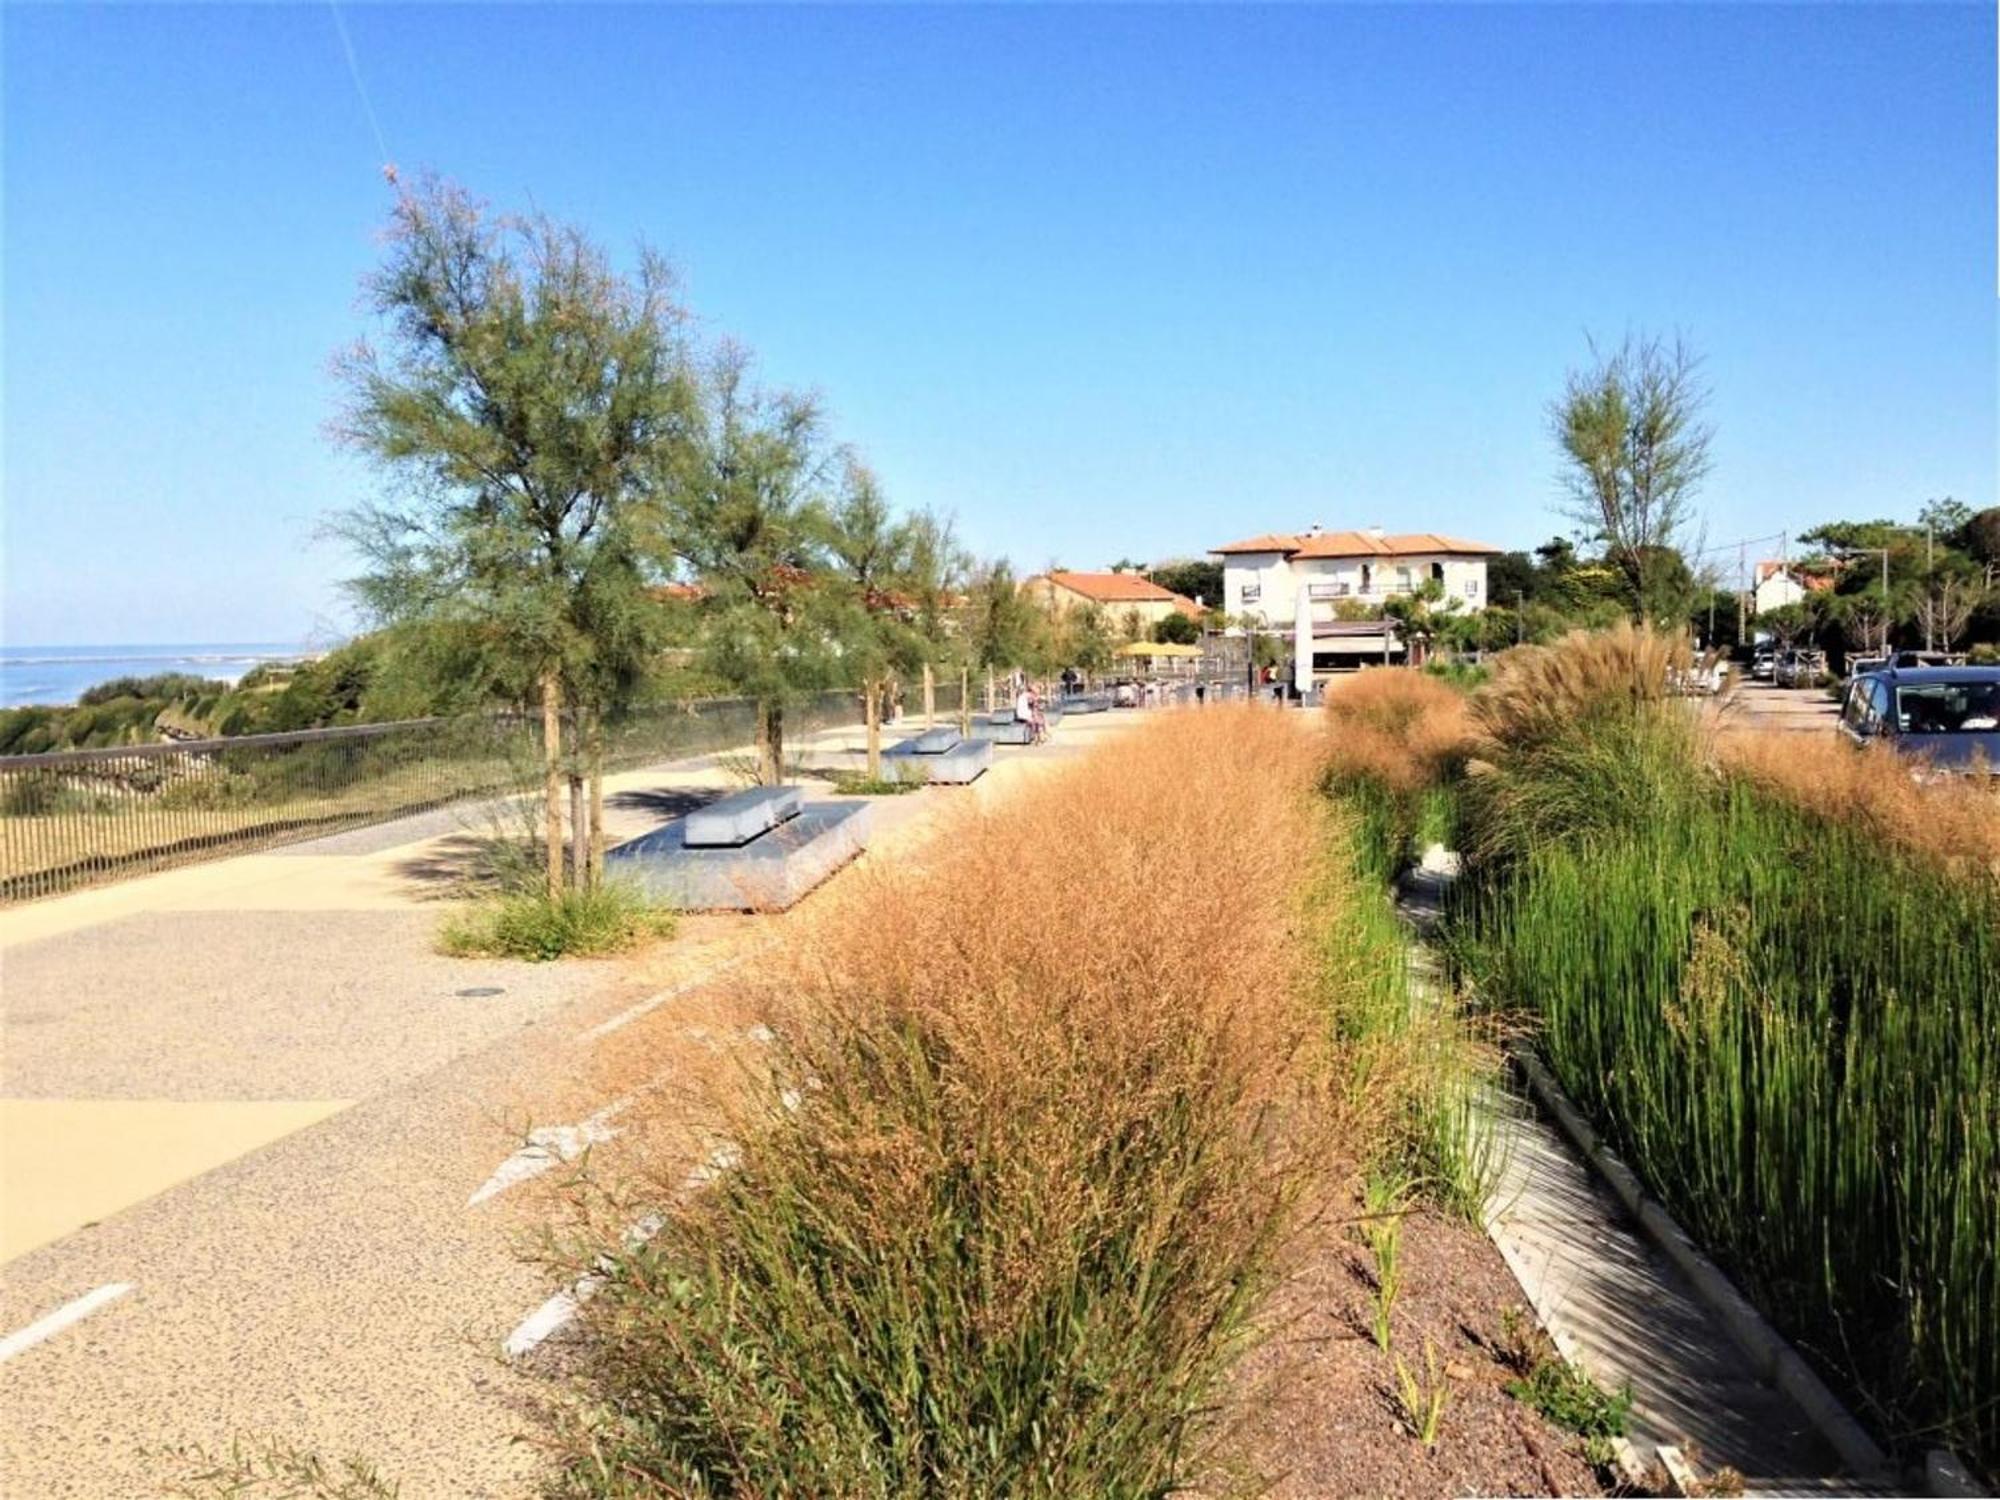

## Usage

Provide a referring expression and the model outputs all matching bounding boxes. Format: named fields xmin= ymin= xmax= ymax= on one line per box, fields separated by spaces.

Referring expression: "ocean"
xmin=0 ymin=644 xmax=314 ymax=709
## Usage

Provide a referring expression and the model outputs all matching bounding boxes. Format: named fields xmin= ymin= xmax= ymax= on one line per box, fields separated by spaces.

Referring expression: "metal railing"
xmin=0 ymin=689 xmax=866 ymax=903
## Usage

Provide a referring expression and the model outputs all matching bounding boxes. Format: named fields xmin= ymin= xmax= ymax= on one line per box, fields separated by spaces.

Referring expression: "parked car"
xmin=1750 ymin=646 xmax=1776 ymax=680
xmin=1775 ymin=649 xmax=1826 ymax=689
xmin=1839 ymin=666 xmax=2000 ymax=775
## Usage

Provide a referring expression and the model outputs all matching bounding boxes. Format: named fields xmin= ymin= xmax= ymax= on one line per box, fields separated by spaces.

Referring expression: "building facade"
xmin=1211 ymin=526 xmax=1501 ymax=684
xmin=1021 ymin=570 xmax=1204 ymax=629
xmin=1213 ymin=527 xmax=1499 ymax=628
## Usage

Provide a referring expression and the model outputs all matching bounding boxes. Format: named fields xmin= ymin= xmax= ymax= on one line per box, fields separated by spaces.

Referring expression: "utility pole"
xmin=1924 ymin=525 xmax=1935 ymax=650
xmin=1737 ymin=542 xmax=1748 ymax=645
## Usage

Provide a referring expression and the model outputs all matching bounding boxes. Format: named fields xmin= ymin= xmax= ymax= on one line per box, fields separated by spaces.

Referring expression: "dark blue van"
xmin=1838 ymin=666 xmax=2000 ymax=775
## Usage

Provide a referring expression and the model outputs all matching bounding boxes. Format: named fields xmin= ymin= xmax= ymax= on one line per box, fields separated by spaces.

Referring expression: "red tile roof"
xmin=1030 ymin=570 xmax=1195 ymax=606
xmin=1212 ymin=532 xmax=1305 ymax=555
xmin=1212 ymin=530 xmax=1500 ymax=558
xmin=1291 ymin=531 xmax=1502 ymax=559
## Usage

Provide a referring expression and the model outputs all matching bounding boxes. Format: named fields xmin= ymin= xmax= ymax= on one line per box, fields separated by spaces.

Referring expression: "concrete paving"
xmin=1720 ymin=678 xmax=1843 ymax=735
xmin=0 ymin=706 xmax=1145 ymax=1497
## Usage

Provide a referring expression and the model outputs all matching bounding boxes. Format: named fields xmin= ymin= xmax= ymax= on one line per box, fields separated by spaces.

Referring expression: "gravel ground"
xmin=1229 ymin=1202 xmax=1609 ymax=1498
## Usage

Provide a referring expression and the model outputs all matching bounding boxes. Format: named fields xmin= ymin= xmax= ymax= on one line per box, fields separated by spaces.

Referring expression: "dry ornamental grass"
xmin=550 ymin=707 xmax=1386 ymax=1498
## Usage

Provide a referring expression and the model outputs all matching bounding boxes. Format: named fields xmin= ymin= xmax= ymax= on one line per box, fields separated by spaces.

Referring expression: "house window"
xmin=1241 ymin=583 xmax=1261 ymax=604
xmin=1395 ymin=567 xmax=1414 ymax=593
xmin=1360 ymin=564 xmax=1373 ymax=593
xmin=1463 ymin=578 xmax=1479 ymax=598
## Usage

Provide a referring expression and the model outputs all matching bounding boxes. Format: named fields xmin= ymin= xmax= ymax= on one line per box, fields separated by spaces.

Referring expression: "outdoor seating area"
xmin=605 ymin=784 xmax=870 ymax=911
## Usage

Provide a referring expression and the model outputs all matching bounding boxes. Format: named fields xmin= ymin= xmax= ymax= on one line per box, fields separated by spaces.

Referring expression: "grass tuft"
xmin=438 ymin=881 xmax=675 ymax=961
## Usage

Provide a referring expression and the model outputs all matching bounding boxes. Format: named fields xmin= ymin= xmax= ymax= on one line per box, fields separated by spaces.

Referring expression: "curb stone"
xmin=1512 ymin=1049 xmax=1897 ymax=1486
xmin=1927 ymin=1449 xmax=1992 ymax=1499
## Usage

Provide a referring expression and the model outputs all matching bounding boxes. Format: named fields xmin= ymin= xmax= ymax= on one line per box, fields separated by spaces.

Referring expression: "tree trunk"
xmin=540 ymin=670 xmax=565 ymax=899
xmin=586 ymin=709 xmax=606 ymax=890
xmin=922 ymin=661 xmax=935 ymax=727
xmin=959 ymin=665 xmax=971 ymax=737
xmin=864 ymin=677 xmax=882 ymax=781
xmin=984 ymin=668 xmax=995 ymax=714
xmin=569 ymin=773 xmax=587 ymax=890
xmin=757 ymin=699 xmax=785 ymax=785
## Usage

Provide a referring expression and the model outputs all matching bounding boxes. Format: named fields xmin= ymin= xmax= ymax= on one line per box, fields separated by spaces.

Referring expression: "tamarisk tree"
xmin=335 ymin=177 xmax=697 ymax=896
xmin=1551 ymin=333 xmax=1714 ymax=627
xmin=668 ymin=346 xmax=845 ymax=784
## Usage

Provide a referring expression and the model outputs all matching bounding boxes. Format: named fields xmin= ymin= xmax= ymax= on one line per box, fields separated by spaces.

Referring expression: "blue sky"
xmin=5 ymin=2 xmax=1993 ymax=644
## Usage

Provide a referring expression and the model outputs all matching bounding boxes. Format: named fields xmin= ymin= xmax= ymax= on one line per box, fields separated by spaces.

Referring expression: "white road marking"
xmin=0 ymin=1283 xmax=133 ymax=1365
xmin=501 ymin=1154 xmax=731 ymax=1358
xmin=579 ymin=946 xmax=769 ymax=1042
xmin=467 ymin=1101 xmax=627 ymax=1207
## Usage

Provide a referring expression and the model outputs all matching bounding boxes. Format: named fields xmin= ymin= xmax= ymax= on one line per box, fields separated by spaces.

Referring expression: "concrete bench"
xmin=909 ymin=726 xmax=961 ymax=753
xmin=884 ymin=736 xmax=991 ymax=784
xmin=609 ymin=801 xmax=870 ymax=912
xmin=1063 ymin=694 xmax=1110 ymax=714
xmin=683 ymin=784 xmax=803 ymax=848
xmin=969 ymin=715 xmax=1035 ymax=746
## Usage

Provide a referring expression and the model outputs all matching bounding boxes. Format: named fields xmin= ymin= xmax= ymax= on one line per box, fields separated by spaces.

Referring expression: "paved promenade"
xmin=0 ymin=709 xmax=1140 ymax=1497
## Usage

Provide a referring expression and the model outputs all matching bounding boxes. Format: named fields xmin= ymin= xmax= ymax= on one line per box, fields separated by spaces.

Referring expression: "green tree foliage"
xmin=333 ymin=176 xmax=698 ymax=894
xmin=1550 ymin=334 xmax=1714 ymax=626
xmin=664 ymin=347 xmax=845 ymax=784
xmin=1150 ymin=611 xmax=1200 ymax=645
xmin=1147 ymin=558 xmax=1223 ymax=611
xmin=826 ymin=457 xmax=935 ymax=778
xmin=960 ymin=562 xmax=1043 ymax=678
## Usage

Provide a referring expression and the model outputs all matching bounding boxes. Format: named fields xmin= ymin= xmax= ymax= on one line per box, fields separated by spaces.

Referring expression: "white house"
xmin=1753 ymin=560 xmax=1807 ymax=616
xmin=1211 ymin=526 xmax=1500 ymax=681
xmin=1214 ymin=526 xmax=1499 ymax=624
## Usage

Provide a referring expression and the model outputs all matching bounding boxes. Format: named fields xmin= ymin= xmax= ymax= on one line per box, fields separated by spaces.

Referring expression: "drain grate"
xmin=455 ymin=986 xmax=505 ymax=998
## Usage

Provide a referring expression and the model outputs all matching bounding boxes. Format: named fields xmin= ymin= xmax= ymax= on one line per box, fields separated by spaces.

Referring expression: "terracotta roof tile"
xmin=1290 ymin=531 xmax=1501 ymax=559
xmin=1031 ymin=570 xmax=1196 ymax=605
xmin=1211 ymin=533 xmax=1304 ymax=555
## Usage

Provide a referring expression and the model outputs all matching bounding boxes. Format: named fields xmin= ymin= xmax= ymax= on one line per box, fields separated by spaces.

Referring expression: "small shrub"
xmin=438 ymin=882 xmax=675 ymax=961
xmin=1505 ymin=1356 xmax=1632 ymax=1465
xmin=825 ymin=770 xmax=922 ymax=796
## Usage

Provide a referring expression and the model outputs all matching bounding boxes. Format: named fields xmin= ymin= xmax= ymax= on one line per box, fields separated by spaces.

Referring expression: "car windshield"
xmin=1895 ymin=681 xmax=2000 ymax=734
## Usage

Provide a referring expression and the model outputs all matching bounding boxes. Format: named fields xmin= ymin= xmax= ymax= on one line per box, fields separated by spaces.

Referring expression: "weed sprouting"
xmin=1392 ymin=1337 xmax=1452 ymax=1450
xmin=1504 ymin=1356 xmax=1632 ymax=1466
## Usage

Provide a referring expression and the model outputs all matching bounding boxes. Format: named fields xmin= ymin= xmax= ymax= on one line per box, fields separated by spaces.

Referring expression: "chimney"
xmin=1367 ymin=524 xmax=1385 ymax=541
xmin=1306 ymin=522 xmax=1324 ymax=538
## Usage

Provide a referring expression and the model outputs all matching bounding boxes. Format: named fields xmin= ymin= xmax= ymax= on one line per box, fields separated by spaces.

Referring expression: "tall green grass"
xmin=1458 ymin=714 xmax=1999 ymax=1467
